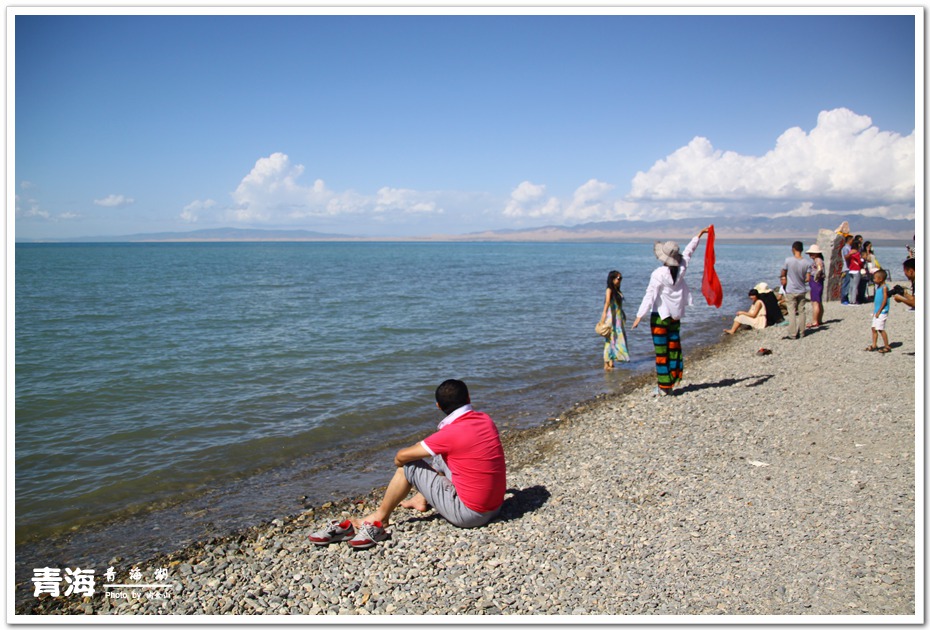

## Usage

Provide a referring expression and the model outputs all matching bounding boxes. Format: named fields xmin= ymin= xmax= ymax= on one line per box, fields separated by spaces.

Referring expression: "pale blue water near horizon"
xmin=16 ymin=239 xmax=877 ymax=571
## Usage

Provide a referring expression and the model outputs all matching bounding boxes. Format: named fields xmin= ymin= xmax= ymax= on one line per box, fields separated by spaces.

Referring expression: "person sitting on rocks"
xmin=308 ymin=379 xmax=507 ymax=549
xmin=724 ymin=289 xmax=767 ymax=335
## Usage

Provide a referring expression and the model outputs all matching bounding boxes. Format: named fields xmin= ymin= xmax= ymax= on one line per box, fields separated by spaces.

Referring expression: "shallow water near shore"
xmin=15 ymin=239 xmax=909 ymax=574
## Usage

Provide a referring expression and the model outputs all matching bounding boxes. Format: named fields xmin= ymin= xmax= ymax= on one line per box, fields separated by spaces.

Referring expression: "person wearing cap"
xmin=780 ymin=241 xmax=810 ymax=339
xmin=806 ymin=244 xmax=826 ymax=328
xmin=632 ymin=226 xmax=711 ymax=396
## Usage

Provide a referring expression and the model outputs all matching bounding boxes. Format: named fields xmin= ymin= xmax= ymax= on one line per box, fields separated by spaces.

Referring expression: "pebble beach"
xmin=16 ymin=301 xmax=919 ymax=619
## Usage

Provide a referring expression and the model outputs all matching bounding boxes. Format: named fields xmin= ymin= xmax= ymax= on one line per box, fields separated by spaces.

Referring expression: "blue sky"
xmin=13 ymin=10 xmax=920 ymax=239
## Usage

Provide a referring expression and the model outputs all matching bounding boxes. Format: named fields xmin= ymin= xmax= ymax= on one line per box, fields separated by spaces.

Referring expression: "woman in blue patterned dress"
xmin=599 ymin=270 xmax=630 ymax=370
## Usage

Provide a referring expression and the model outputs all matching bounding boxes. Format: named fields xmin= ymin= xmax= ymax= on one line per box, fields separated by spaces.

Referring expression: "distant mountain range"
xmin=452 ymin=215 xmax=915 ymax=243
xmin=17 ymin=216 xmax=915 ymax=244
xmin=20 ymin=227 xmax=353 ymax=243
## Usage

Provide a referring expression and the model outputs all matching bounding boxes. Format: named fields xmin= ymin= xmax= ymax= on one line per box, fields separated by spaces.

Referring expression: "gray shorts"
xmin=403 ymin=456 xmax=500 ymax=528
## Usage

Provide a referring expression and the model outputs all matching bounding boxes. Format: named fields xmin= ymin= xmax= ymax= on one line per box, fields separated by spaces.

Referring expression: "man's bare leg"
xmin=353 ymin=467 xmax=412 ymax=528
xmin=400 ymin=492 xmax=430 ymax=512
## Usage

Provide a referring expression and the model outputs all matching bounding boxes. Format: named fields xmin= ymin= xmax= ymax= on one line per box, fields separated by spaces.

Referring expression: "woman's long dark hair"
xmin=606 ymin=270 xmax=623 ymax=303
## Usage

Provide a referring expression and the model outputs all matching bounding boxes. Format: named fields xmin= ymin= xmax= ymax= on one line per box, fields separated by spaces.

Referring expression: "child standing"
xmin=867 ymin=269 xmax=891 ymax=353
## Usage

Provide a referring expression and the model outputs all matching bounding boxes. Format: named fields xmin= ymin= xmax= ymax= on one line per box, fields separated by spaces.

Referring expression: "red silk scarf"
xmin=702 ymin=225 xmax=723 ymax=308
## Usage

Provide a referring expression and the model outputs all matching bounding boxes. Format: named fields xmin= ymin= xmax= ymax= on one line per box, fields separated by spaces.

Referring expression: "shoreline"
xmin=11 ymin=324 xmax=694 ymax=574
xmin=15 ymin=301 xmax=918 ymax=617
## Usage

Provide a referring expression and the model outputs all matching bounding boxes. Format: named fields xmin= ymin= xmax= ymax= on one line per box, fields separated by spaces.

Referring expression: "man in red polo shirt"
xmin=308 ymin=379 xmax=507 ymax=549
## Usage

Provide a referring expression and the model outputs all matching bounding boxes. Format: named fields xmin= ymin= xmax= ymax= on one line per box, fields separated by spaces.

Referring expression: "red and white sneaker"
xmin=308 ymin=519 xmax=355 ymax=546
xmin=347 ymin=521 xmax=389 ymax=549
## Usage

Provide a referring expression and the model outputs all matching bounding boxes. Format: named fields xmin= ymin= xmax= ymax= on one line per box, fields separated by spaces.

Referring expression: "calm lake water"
xmin=16 ymin=240 xmax=815 ymax=568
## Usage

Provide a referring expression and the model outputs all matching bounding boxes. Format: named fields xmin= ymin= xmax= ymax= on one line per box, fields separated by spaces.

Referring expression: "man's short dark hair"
xmin=792 ymin=241 xmax=804 ymax=253
xmin=436 ymin=379 xmax=470 ymax=414
xmin=904 ymin=257 xmax=916 ymax=271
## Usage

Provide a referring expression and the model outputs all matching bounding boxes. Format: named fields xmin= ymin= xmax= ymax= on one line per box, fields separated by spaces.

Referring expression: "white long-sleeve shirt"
xmin=635 ymin=235 xmax=701 ymax=321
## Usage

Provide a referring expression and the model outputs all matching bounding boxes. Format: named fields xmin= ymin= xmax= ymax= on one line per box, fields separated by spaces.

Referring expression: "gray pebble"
xmin=25 ymin=307 xmax=915 ymax=618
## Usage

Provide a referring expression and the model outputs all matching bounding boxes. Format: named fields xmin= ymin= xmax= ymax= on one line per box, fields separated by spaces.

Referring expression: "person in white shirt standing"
xmin=780 ymin=241 xmax=810 ymax=340
xmin=632 ymin=226 xmax=711 ymax=397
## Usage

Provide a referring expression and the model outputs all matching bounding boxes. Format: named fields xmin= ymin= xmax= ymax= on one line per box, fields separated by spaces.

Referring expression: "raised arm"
xmin=682 ymin=226 xmax=712 ymax=263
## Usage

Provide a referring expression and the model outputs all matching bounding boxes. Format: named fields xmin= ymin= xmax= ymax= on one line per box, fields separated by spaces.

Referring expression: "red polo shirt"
xmin=422 ymin=410 xmax=506 ymax=513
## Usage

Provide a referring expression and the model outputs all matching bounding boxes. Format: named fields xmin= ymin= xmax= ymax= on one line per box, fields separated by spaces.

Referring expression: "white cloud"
xmin=770 ymin=201 xmax=833 ymax=218
xmin=503 ymin=181 xmax=561 ymax=218
xmin=94 ymin=194 xmax=135 ymax=207
xmin=176 ymin=109 xmax=916 ymax=236
xmin=375 ymin=187 xmax=440 ymax=214
xmin=629 ymin=108 xmax=915 ymax=205
xmin=497 ymin=106 xmax=916 ymax=226
xmin=564 ymin=179 xmax=615 ymax=221
xmin=227 ymin=153 xmax=444 ymax=225
xmin=839 ymin=203 xmax=915 ymax=220
xmin=770 ymin=201 xmax=915 ymax=222
xmin=610 ymin=200 xmax=729 ymax=222
xmin=15 ymin=194 xmax=49 ymax=219
xmin=15 ymin=194 xmax=81 ymax=221
xmin=230 ymin=153 xmax=317 ymax=221
xmin=181 ymin=199 xmax=216 ymax=223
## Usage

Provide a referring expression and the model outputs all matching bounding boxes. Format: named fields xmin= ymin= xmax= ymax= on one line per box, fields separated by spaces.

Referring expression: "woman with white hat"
xmin=632 ymin=226 xmax=711 ymax=396
xmin=806 ymin=243 xmax=825 ymax=328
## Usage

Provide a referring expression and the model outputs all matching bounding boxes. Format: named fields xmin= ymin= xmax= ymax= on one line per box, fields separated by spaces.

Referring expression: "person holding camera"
xmin=891 ymin=257 xmax=916 ymax=309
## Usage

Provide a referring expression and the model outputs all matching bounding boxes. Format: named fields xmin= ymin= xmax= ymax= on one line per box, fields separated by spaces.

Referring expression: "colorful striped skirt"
xmin=650 ymin=313 xmax=682 ymax=392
